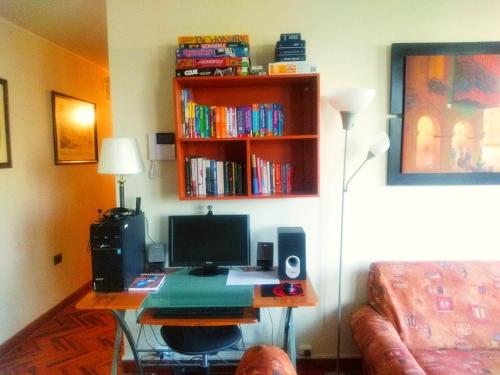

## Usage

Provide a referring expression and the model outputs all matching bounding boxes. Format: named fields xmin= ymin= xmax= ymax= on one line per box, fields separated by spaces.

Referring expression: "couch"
xmin=351 ymin=261 xmax=500 ymax=375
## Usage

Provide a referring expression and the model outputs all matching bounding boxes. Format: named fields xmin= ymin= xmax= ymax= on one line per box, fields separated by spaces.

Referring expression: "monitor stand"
xmin=189 ymin=266 xmax=229 ymax=277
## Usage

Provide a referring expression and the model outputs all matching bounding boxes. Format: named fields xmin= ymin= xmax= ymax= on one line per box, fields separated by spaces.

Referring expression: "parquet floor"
xmin=0 ymin=302 xmax=346 ymax=375
xmin=0 ymin=304 xmax=118 ymax=375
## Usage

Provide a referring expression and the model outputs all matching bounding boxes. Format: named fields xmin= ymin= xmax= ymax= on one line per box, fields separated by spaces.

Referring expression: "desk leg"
xmin=111 ymin=310 xmax=144 ymax=375
xmin=111 ymin=321 xmax=122 ymax=375
xmin=283 ymin=307 xmax=296 ymax=368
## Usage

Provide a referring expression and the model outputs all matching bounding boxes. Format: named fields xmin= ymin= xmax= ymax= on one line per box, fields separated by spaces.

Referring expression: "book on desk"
xmin=128 ymin=273 xmax=166 ymax=291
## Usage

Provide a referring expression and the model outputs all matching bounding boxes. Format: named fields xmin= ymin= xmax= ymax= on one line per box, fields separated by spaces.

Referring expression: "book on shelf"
xmin=180 ymin=89 xmax=284 ymax=138
xmin=128 ymin=273 xmax=166 ymax=291
xmin=276 ymin=39 xmax=306 ymax=48
xmin=275 ymin=55 xmax=306 ymax=62
xmin=184 ymin=157 xmax=246 ymax=197
xmin=251 ymin=154 xmax=294 ymax=195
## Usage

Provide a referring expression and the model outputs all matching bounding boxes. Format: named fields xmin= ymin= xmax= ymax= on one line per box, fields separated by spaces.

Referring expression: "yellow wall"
xmin=0 ymin=18 xmax=115 ymax=343
xmin=107 ymin=0 xmax=500 ymax=358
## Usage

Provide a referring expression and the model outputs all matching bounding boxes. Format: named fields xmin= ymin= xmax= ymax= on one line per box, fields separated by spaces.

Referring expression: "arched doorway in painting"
xmin=416 ymin=116 xmax=440 ymax=171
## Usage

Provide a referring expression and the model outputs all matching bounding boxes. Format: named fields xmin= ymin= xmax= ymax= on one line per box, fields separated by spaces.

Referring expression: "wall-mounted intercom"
xmin=148 ymin=133 xmax=175 ymax=161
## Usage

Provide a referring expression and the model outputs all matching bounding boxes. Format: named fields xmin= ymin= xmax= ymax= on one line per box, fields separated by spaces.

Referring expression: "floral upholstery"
xmin=351 ymin=261 xmax=500 ymax=375
xmin=236 ymin=345 xmax=296 ymax=375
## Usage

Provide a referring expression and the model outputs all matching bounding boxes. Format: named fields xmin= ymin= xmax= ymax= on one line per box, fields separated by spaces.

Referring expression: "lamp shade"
xmin=98 ymin=137 xmax=144 ymax=175
xmin=368 ymin=132 xmax=390 ymax=159
xmin=327 ymin=88 xmax=375 ymax=113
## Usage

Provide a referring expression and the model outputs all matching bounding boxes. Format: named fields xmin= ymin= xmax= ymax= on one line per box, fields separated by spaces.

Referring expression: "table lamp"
xmin=327 ymin=88 xmax=390 ymax=374
xmin=98 ymin=137 xmax=144 ymax=216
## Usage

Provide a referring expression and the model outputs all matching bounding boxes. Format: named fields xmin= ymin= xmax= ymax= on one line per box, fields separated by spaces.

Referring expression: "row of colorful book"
xmin=176 ymin=34 xmax=250 ymax=77
xmin=251 ymin=154 xmax=294 ymax=195
xmin=184 ymin=157 xmax=246 ymax=197
xmin=180 ymin=89 xmax=284 ymax=138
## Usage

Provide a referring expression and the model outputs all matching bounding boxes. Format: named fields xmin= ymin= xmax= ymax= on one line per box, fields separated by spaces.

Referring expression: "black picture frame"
xmin=388 ymin=42 xmax=500 ymax=185
xmin=51 ymin=91 xmax=98 ymax=165
xmin=0 ymin=78 xmax=12 ymax=168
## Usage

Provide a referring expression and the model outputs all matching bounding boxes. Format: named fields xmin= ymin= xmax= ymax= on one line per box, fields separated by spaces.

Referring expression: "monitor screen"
xmin=168 ymin=214 xmax=250 ymax=275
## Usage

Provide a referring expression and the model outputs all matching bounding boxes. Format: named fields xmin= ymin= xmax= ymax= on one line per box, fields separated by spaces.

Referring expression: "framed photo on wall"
xmin=387 ymin=42 xmax=500 ymax=185
xmin=51 ymin=91 xmax=97 ymax=164
xmin=0 ymin=78 xmax=12 ymax=168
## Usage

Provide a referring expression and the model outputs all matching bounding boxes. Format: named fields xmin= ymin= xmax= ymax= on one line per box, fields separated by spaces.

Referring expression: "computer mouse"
xmin=283 ymin=282 xmax=295 ymax=295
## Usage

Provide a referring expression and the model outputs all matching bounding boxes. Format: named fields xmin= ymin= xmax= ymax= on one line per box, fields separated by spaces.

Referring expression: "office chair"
xmin=160 ymin=325 xmax=242 ymax=374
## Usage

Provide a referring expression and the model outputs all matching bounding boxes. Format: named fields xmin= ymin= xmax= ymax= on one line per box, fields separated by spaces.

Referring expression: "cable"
xmin=266 ymin=308 xmax=274 ymax=346
xmin=144 ymin=215 xmax=156 ymax=244
xmin=149 ymin=160 xmax=158 ymax=179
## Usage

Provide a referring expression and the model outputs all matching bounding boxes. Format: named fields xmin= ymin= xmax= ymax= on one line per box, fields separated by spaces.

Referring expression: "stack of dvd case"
xmin=274 ymin=33 xmax=306 ymax=62
xmin=176 ymin=34 xmax=250 ymax=77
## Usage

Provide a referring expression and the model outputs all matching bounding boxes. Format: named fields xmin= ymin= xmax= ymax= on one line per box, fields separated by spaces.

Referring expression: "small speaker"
xmin=257 ymin=242 xmax=273 ymax=270
xmin=278 ymin=227 xmax=306 ymax=280
xmin=147 ymin=243 xmax=166 ymax=272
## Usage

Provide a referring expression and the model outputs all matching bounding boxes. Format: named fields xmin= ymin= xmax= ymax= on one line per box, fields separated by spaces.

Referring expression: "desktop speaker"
xmin=257 ymin=242 xmax=274 ymax=270
xmin=277 ymin=227 xmax=306 ymax=280
xmin=90 ymin=213 xmax=146 ymax=292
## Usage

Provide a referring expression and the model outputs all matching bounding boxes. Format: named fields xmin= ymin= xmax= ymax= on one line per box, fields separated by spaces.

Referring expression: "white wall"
xmin=106 ymin=0 xmax=500 ymax=358
xmin=0 ymin=18 xmax=115 ymax=344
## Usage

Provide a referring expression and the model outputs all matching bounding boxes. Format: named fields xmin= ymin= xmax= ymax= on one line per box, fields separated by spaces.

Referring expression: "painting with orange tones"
xmin=51 ymin=91 xmax=97 ymax=165
xmin=388 ymin=42 xmax=500 ymax=185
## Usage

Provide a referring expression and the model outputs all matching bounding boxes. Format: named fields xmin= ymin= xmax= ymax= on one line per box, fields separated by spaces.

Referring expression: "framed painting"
xmin=0 ymin=78 xmax=12 ymax=168
xmin=387 ymin=42 xmax=500 ymax=185
xmin=51 ymin=91 xmax=97 ymax=164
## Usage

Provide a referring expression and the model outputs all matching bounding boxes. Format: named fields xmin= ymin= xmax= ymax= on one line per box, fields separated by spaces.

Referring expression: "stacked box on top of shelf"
xmin=184 ymin=157 xmax=246 ymax=197
xmin=180 ymin=88 xmax=284 ymax=138
xmin=269 ymin=33 xmax=315 ymax=75
xmin=176 ymin=34 xmax=250 ymax=77
xmin=251 ymin=154 xmax=294 ymax=195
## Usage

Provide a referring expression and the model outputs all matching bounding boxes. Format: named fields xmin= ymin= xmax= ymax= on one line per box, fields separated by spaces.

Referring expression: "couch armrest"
xmin=351 ymin=305 xmax=425 ymax=375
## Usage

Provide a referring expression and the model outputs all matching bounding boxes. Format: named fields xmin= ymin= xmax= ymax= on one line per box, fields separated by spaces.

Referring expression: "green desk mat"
xmin=142 ymin=268 xmax=253 ymax=308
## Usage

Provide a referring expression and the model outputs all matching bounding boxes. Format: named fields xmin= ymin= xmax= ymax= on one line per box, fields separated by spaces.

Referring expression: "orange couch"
xmin=351 ymin=261 xmax=500 ymax=375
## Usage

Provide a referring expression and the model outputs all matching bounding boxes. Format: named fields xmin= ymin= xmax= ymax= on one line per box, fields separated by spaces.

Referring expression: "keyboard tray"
xmin=154 ymin=306 xmax=244 ymax=319
xmin=139 ymin=306 xmax=260 ymax=326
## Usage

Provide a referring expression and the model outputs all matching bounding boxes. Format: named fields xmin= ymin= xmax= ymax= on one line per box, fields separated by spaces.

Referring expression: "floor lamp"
xmin=327 ymin=89 xmax=390 ymax=374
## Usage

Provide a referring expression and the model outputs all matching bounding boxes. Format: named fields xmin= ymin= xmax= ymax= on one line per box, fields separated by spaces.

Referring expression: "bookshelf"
xmin=173 ymin=73 xmax=319 ymax=200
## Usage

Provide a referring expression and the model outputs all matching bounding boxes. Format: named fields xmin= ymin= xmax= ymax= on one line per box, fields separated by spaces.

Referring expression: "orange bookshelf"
xmin=173 ymin=74 xmax=319 ymax=199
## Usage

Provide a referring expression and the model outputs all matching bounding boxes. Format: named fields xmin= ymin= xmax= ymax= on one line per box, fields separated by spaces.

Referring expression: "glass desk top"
xmin=142 ymin=268 xmax=254 ymax=308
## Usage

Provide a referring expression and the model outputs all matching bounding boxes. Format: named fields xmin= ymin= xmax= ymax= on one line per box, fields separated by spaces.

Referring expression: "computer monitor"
xmin=168 ymin=214 xmax=250 ymax=276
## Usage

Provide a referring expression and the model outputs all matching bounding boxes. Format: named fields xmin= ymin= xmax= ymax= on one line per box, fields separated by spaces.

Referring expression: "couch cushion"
xmin=412 ymin=349 xmax=500 ymax=375
xmin=367 ymin=261 xmax=500 ymax=351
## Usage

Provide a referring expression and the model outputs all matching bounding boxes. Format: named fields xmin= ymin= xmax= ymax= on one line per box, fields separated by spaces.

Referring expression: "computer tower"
xmin=90 ymin=213 xmax=146 ymax=292
xmin=277 ymin=227 xmax=306 ymax=280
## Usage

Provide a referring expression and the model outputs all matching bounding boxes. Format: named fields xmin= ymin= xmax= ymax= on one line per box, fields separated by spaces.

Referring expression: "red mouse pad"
xmin=261 ymin=283 xmax=304 ymax=297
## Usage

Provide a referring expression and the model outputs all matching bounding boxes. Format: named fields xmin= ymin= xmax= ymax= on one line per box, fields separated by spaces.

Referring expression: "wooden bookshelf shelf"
xmin=174 ymin=74 xmax=320 ymax=200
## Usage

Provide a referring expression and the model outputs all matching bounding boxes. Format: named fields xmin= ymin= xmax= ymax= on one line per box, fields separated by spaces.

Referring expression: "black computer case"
xmin=90 ymin=213 xmax=145 ymax=292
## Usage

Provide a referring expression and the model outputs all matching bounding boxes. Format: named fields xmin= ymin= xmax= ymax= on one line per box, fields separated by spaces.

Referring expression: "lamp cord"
xmin=337 ymin=129 xmax=349 ymax=374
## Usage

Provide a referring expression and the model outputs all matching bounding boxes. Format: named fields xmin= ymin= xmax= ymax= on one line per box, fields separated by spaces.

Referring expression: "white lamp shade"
xmin=368 ymin=132 xmax=390 ymax=158
xmin=327 ymin=88 xmax=375 ymax=113
xmin=98 ymin=137 xmax=144 ymax=175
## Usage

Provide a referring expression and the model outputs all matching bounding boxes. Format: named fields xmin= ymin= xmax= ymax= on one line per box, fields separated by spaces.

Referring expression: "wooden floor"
xmin=0 ymin=303 xmax=118 ymax=374
xmin=0 ymin=302 xmax=357 ymax=375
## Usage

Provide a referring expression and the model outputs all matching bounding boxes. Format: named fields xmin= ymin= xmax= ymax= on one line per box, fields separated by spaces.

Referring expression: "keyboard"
xmin=153 ymin=306 xmax=245 ymax=319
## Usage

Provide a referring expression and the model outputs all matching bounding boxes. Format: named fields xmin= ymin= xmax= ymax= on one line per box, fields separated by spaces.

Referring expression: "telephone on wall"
xmin=148 ymin=133 xmax=175 ymax=178
xmin=148 ymin=132 xmax=175 ymax=161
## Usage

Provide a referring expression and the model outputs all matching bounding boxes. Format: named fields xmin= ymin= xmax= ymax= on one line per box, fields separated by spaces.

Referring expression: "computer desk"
xmin=76 ymin=270 xmax=318 ymax=375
